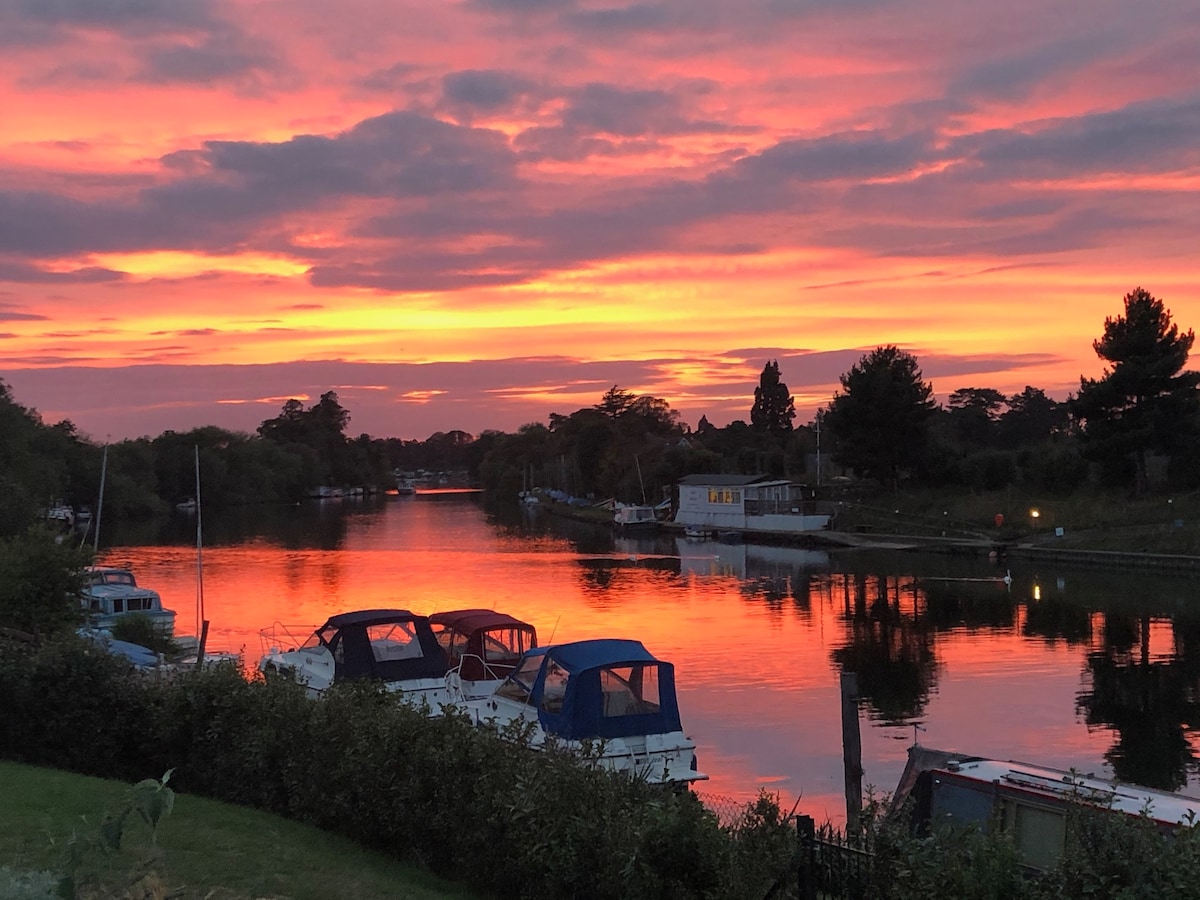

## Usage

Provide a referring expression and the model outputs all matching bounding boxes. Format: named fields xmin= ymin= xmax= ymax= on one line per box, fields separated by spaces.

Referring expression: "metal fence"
xmin=765 ymin=815 xmax=874 ymax=900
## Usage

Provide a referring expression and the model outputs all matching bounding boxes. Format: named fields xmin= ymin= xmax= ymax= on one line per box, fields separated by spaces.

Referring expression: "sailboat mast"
xmin=91 ymin=445 xmax=108 ymax=553
xmin=194 ymin=445 xmax=204 ymax=636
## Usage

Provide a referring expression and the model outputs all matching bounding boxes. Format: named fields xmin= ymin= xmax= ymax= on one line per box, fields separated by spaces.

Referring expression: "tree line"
xmin=1 ymin=286 xmax=1196 ymax=537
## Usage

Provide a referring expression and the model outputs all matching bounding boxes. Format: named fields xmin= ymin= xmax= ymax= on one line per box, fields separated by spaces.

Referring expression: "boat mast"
xmin=89 ymin=444 xmax=108 ymax=553
xmin=194 ymin=445 xmax=209 ymax=662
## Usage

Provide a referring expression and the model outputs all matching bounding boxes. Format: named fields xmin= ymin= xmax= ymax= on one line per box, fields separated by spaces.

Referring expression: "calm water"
xmin=99 ymin=492 xmax=1200 ymax=824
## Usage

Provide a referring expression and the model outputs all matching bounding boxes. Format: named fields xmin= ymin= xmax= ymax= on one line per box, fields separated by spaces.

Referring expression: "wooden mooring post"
xmin=841 ymin=671 xmax=863 ymax=833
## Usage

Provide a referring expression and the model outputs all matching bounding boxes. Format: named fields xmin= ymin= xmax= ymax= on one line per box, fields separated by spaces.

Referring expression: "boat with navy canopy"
xmin=460 ymin=638 xmax=707 ymax=785
xmin=429 ymin=608 xmax=538 ymax=700
xmin=258 ymin=608 xmax=453 ymax=706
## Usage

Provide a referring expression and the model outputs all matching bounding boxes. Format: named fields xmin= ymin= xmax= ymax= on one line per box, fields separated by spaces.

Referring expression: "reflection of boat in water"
xmin=430 ymin=608 xmax=538 ymax=700
xmin=259 ymin=609 xmax=452 ymax=705
xmin=675 ymin=538 xmax=829 ymax=580
xmin=891 ymin=745 xmax=1200 ymax=870
xmin=82 ymin=566 xmax=177 ymax=634
xmin=460 ymin=639 xmax=707 ymax=785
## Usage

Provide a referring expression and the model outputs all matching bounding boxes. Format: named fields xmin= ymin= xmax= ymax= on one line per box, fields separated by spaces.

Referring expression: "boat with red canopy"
xmin=429 ymin=608 xmax=537 ymax=699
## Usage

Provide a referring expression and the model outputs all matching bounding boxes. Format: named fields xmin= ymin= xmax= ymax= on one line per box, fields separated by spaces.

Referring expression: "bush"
xmin=0 ymin=638 xmax=795 ymax=900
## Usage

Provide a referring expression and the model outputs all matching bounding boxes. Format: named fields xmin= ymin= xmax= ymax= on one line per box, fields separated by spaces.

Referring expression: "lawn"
xmin=0 ymin=761 xmax=481 ymax=900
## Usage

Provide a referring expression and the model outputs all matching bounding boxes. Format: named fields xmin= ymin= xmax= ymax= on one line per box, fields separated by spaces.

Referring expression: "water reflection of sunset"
xmin=101 ymin=496 xmax=1200 ymax=824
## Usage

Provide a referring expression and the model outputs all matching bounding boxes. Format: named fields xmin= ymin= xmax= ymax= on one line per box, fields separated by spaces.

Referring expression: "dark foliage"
xmin=1071 ymin=288 xmax=1200 ymax=494
xmin=824 ymin=346 xmax=938 ymax=485
xmin=0 ymin=640 xmax=795 ymax=900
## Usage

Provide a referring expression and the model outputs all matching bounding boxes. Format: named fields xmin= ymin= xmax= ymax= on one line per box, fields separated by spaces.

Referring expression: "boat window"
xmin=106 ymin=571 xmax=136 ymax=586
xmin=495 ymin=653 xmax=542 ymax=703
xmin=1011 ymin=803 xmax=1066 ymax=870
xmin=539 ymin=660 xmax=569 ymax=713
xmin=432 ymin=624 xmax=454 ymax=653
xmin=482 ymin=627 xmax=529 ymax=663
xmin=600 ymin=665 xmax=661 ymax=717
xmin=301 ymin=631 xmax=324 ymax=652
xmin=366 ymin=622 xmax=424 ymax=661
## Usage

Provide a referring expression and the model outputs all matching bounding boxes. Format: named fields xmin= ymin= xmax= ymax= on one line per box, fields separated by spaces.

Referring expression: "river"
xmin=98 ymin=490 xmax=1200 ymax=825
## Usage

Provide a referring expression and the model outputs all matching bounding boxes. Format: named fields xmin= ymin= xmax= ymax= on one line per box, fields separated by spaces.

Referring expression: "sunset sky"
xmin=2 ymin=0 xmax=1199 ymax=442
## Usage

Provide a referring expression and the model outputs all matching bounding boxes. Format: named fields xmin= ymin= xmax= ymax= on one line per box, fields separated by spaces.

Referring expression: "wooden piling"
xmin=841 ymin=671 xmax=863 ymax=833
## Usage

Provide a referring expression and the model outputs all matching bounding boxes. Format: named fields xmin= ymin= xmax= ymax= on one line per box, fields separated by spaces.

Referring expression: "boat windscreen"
xmin=494 ymin=652 xmax=542 ymax=703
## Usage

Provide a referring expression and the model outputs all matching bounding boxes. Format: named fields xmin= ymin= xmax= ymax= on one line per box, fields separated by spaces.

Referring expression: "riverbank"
xmin=536 ymin=486 xmax=1200 ymax=572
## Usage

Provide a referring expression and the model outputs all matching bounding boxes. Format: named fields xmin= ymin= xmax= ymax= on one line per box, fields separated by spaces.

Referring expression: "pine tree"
xmin=1071 ymin=288 xmax=1200 ymax=493
xmin=750 ymin=360 xmax=795 ymax=437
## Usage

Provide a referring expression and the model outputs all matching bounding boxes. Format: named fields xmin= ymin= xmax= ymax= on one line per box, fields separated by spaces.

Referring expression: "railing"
xmin=763 ymin=815 xmax=874 ymax=900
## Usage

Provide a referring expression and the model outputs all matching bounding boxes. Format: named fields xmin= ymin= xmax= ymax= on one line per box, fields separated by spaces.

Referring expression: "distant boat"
xmin=44 ymin=500 xmax=75 ymax=530
xmin=175 ymin=498 xmax=198 ymax=513
xmin=613 ymin=504 xmax=658 ymax=532
xmin=396 ymin=479 xmax=417 ymax=495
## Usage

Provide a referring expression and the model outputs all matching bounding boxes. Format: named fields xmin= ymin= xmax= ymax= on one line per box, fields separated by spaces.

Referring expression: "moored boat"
xmin=460 ymin=638 xmax=707 ymax=785
xmin=82 ymin=565 xmax=177 ymax=635
xmin=258 ymin=608 xmax=453 ymax=706
xmin=429 ymin=608 xmax=538 ymax=700
xmin=891 ymin=744 xmax=1200 ymax=870
xmin=613 ymin=504 xmax=658 ymax=532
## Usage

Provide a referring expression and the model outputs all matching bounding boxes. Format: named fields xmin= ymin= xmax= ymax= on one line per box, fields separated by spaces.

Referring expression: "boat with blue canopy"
xmin=461 ymin=638 xmax=707 ymax=785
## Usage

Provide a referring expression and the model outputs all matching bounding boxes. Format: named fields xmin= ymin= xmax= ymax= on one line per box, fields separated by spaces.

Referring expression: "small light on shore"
xmin=1030 ymin=508 xmax=1041 ymax=519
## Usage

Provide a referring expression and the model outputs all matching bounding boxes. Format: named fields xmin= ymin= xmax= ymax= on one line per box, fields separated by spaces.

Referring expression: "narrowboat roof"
xmin=894 ymin=745 xmax=1200 ymax=826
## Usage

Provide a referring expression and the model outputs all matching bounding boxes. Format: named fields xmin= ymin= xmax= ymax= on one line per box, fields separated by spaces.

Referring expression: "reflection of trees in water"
xmin=1022 ymin=596 xmax=1093 ymax=645
xmin=830 ymin=573 xmax=939 ymax=725
xmin=918 ymin=580 xmax=1016 ymax=631
xmin=1076 ymin=613 xmax=1199 ymax=791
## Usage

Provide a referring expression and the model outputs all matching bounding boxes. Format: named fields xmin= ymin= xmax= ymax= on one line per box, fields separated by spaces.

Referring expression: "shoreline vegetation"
xmin=536 ymin=485 xmax=1200 ymax=571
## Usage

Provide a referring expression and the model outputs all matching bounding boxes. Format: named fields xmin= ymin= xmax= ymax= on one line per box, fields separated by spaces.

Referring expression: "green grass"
xmin=0 ymin=761 xmax=481 ymax=900
xmin=829 ymin=486 xmax=1200 ymax=555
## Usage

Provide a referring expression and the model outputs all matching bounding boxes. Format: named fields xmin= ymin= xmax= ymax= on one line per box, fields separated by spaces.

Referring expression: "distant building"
xmin=673 ymin=474 xmax=831 ymax=534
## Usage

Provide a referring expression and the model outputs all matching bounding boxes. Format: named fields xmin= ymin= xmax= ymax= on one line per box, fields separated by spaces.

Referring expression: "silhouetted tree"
xmin=824 ymin=346 xmax=937 ymax=485
xmin=1071 ymin=288 xmax=1200 ymax=493
xmin=947 ymin=387 xmax=1005 ymax=447
xmin=750 ymin=360 xmax=795 ymax=438
xmin=998 ymin=386 xmax=1068 ymax=449
xmin=595 ymin=386 xmax=637 ymax=419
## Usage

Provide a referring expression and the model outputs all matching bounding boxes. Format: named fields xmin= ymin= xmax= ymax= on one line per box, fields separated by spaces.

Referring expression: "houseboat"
xmin=673 ymin=474 xmax=831 ymax=537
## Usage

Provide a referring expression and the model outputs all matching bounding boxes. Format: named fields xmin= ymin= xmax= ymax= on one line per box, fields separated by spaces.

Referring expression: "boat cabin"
xmin=82 ymin=566 xmax=176 ymax=633
xmin=493 ymin=639 xmax=683 ymax=741
xmin=892 ymin=745 xmax=1200 ymax=870
xmin=428 ymin=608 xmax=537 ymax=682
